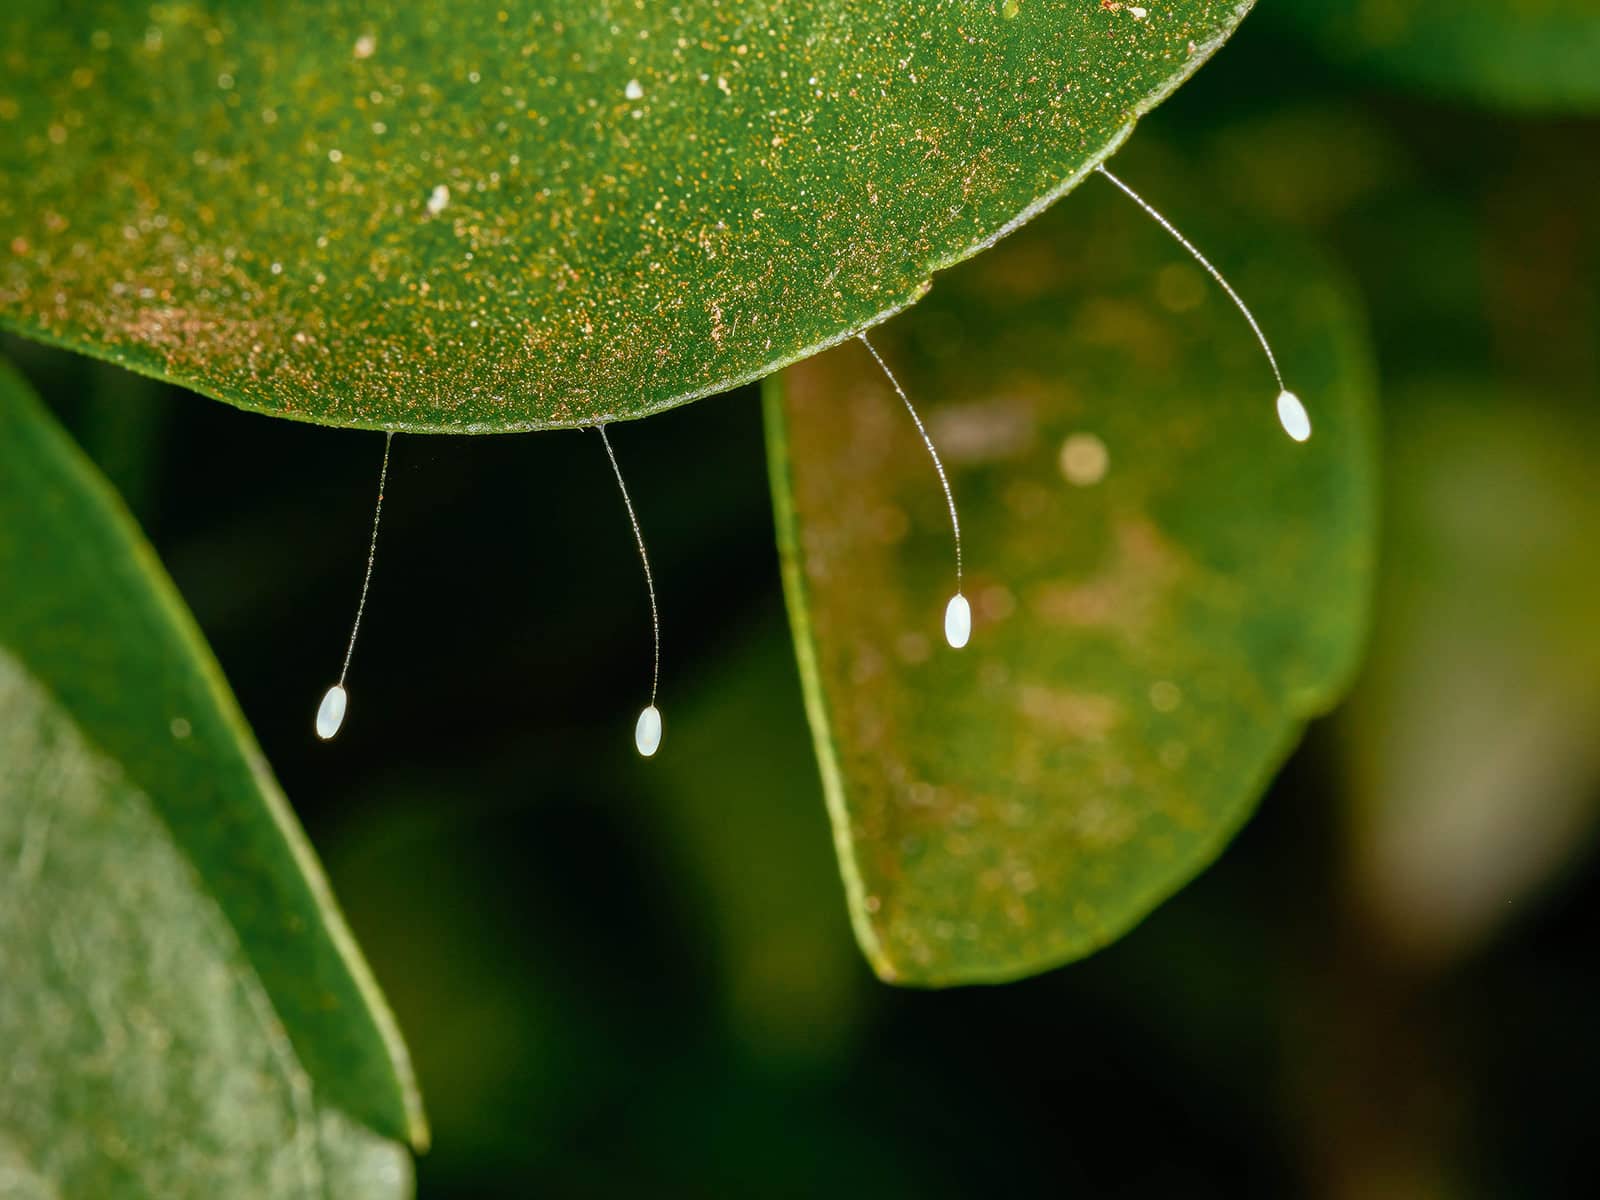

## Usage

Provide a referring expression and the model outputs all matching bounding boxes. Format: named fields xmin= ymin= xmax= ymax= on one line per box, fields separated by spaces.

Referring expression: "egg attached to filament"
xmin=316 ymin=685 xmax=348 ymax=740
xmin=635 ymin=704 xmax=663 ymax=757
xmin=1276 ymin=390 xmax=1312 ymax=443
xmin=944 ymin=594 xmax=972 ymax=650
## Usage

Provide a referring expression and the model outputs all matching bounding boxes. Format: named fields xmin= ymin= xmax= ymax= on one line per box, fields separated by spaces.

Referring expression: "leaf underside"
xmin=0 ymin=361 xmax=424 ymax=1194
xmin=0 ymin=1 xmax=1253 ymax=431
xmin=765 ymin=167 xmax=1377 ymax=984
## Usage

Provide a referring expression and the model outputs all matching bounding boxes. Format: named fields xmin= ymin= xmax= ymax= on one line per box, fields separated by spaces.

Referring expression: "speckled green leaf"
xmin=0 ymin=361 xmax=424 ymax=1194
xmin=0 ymin=1 xmax=1252 ymax=432
xmin=1273 ymin=1 xmax=1600 ymax=111
xmin=765 ymin=167 xmax=1376 ymax=983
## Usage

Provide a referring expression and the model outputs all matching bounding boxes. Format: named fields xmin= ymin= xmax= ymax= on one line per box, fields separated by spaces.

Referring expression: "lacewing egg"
xmin=857 ymin=335 xmax=967 ymax=654
xmin=944 ymin=594 xmax=972 ymax=650
xmin=635 ymin=704 xmax=663 ymax=757
xmin=1096 ymin=167 xmax=1308 ymax=448
xmin=1277 ymin=390 xmax=1312 ymax=443
xmin=316 ymin=685 xmax=348 ymax=740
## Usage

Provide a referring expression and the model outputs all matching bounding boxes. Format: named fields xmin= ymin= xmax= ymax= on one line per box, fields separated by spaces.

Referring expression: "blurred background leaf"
xmin=1339 ymin=380 xmax=1600 ymax=965
xmin=0 ymin=364 xmax=419 ymax=1196
xmin=0 ymin=0 xmax=1253 ymax=431
xmin=765 ymin=156 xmax=1377 ymax=983
xmin=1267 ymin=0 xmax=1600 ymax=112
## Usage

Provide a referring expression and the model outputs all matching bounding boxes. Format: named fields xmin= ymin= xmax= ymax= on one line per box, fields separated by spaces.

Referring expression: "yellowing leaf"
xmin=766 ymin=167 xmax=1377 ymax=982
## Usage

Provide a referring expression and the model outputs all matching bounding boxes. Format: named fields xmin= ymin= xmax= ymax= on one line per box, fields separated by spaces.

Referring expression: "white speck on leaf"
xmin=1059 ymin=432 xmax=1109 ymax=486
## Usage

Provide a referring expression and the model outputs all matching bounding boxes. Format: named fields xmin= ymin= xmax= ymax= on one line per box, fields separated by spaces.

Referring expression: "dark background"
xmin=10 ymin=6 xmax=1600 ymax=1197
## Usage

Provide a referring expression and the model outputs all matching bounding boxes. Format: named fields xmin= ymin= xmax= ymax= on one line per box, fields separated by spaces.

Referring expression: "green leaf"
xmin=764 ymin=161 xmax=1377 ymax=983
xmin=0 ymin=1 xmax=1254 ymax=432
xmin=1273 ymin=0 xmax=1600 ymax=112
xmin=0 ymin=360 xmax=425 ymax=1194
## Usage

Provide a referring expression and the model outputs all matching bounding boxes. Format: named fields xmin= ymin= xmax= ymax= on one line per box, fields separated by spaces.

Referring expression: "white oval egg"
xmin=1276 ymin=390 xmax=1312 ymax=443
xmin=315 ymin=685 xmax=348 ymax=740
xmin=635 ymin=704 xmax=662 ymax=757
xmin=944 ymin=593 xmax=972 ymax=650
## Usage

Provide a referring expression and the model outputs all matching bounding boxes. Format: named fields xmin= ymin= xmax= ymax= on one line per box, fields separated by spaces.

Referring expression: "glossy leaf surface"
xmin=0 ymin=1 xmax=1251 ymax=431
xmin=766 ymin=168 xmax=1376 ymax=982
xmin=0 ymin=362 xmax=424 ymax=1194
